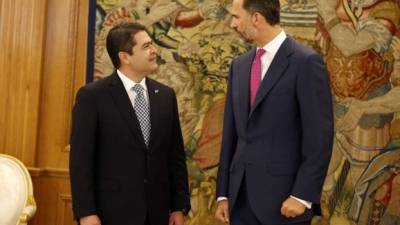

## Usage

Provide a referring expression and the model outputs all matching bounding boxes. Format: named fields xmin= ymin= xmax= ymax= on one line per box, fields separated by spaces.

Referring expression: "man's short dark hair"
xmin=242 ymin=0 xmax=280 ymax=25
xmin=106 ymin=22 xmax=148 ymax=68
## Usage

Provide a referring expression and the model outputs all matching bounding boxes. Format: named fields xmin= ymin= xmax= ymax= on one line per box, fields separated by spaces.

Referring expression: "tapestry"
xmin=93 ymin=0 xmax=400 ymax=224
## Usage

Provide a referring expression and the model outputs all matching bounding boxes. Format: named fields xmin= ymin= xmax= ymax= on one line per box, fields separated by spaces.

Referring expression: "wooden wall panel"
xmin=29 ymin=168 xmax=74 ymax=225
xmin=0 ymin=0 xmax=47 ymax=166
xmin=0 ymin=0 xmax=88 ymax=224
xmin=56 ymin=194 xmax=74 ymax=225
xmin=37 ymin=0 xmax=87 ymax=169
xmin=32 ymin=0 xmax=88 ymax=223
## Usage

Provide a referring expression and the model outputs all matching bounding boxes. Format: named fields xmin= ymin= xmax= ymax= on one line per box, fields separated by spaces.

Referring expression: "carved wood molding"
xmin=28 ymin=167 xmax=69 ymax=178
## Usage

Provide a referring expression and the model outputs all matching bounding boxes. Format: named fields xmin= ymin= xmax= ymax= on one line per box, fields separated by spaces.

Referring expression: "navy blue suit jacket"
xmin=216 ymin=37 xmax=333 ymax=224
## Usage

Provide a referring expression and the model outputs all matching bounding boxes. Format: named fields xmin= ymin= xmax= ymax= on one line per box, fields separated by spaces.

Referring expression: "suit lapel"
xmin=248 ymin=37 xmax=294 ymax=119
xmin=108 ymin=72 xmax=147 ymax=149
xmin=146 ymin=78 xmax=162 ymax=150
xmin=237 ymin=49 xmax=256 ymax=130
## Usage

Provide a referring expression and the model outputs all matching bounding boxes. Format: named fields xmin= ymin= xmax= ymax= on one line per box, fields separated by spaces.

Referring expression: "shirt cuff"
xmin=290 ymin=195 xmax=312 ymax=209
xmin=217 ymin=197 xmax=228 ymax=202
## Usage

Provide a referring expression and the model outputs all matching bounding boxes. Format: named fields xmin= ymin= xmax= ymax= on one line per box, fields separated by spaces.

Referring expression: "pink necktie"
xmin=250 ymin=48 xmax=266 ymax=108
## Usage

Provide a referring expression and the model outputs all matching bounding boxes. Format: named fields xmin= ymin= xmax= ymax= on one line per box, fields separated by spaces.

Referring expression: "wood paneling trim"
xmin=29 ymin=167 xmax=69 ymax=178
xmin=61 ymin=0 xmax=79 ymax=152
xmin=56 ymin=194 xmax=73 ymax=225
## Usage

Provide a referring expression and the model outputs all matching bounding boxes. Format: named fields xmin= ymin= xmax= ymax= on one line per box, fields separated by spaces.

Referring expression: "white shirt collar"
xmin=117 ymin=69 xmax=147 ymax=92
xmin=259 ymin=30 xmax=287 ymax=56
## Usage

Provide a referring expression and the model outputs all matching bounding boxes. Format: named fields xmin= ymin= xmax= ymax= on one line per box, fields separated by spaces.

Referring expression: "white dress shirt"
xmin=259 ymin=30 xmax=287 ymax=80
xmin=117 ymin=69 xmax=149 ymax=108
xmin=217 ymin=31 xmax=312 ymax=209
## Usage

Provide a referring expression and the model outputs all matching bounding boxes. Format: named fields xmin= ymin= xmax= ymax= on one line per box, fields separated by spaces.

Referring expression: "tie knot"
xmin=255 ymin=48 xmax=266 ymax=59
xmin=132 ymin=84 xmax=144 ymax=93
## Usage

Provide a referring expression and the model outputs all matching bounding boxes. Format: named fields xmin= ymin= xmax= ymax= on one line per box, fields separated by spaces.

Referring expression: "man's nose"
xmin=150 ymin=45 xmax=157 ymax=54
xmin=230 ymin=19 xmax=236 ymax=29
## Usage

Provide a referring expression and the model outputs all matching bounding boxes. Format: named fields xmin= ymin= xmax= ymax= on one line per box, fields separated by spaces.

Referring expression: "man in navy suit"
xmin=215 ymin=0 xmax=333 ymax=224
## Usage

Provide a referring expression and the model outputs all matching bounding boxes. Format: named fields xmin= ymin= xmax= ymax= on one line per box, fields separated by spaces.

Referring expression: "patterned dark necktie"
xmin=132 ymin=84 xmax=151 ymax=147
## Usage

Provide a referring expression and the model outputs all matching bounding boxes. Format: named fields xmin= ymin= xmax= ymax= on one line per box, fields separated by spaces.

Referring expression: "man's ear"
xmin=118 ymin=52 xmax=128 ymax=65
xmin=252 ymin=12 xmax=265 ymax=26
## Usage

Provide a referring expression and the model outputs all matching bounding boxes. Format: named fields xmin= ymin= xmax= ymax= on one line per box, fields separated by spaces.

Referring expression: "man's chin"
xmin=235 ymin=33 xmax=252 ymax=44
xmin=147 ymin=65 xmax=159 ymax=75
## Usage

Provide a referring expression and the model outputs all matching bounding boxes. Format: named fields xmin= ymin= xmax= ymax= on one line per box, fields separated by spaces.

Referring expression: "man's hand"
xmin=281 ymin=197 xmax=306 ymax=218
xmin=169 ymin=211 xmax=185 ymax=225
xmin=215 ymin=200 xmax=229 ymax=223
xmin=79 ymin=215 xmax=101 ymax=225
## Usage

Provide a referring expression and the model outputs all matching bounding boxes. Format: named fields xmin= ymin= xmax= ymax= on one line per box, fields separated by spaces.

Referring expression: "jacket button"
xmin=144 ymin=179 xmax=148 ymax=183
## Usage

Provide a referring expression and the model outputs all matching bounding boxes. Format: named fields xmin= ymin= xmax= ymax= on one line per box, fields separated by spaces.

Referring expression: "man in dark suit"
xmin=69 ymin=22 xmax=190 ymax=225
xmin=215 ymin=0 xmax=333 ymax=225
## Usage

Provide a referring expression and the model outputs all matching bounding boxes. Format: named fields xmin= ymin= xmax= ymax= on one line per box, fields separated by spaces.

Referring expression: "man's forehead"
xmin=232 ymin=0 xmax=243 ymax=7
xmin=231 ymin=0 xmax=244 ymax=12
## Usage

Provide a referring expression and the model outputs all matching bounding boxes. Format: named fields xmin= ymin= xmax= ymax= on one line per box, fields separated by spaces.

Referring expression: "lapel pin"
xmin=155 ymin=89 xmax=159 ymax=94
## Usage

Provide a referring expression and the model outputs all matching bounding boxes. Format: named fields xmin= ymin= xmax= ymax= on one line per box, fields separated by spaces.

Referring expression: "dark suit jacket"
xmin=69 ymin=72 xmax=190 ymax=225
xmin=216 ymin=37 xmax=333 ymax=224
